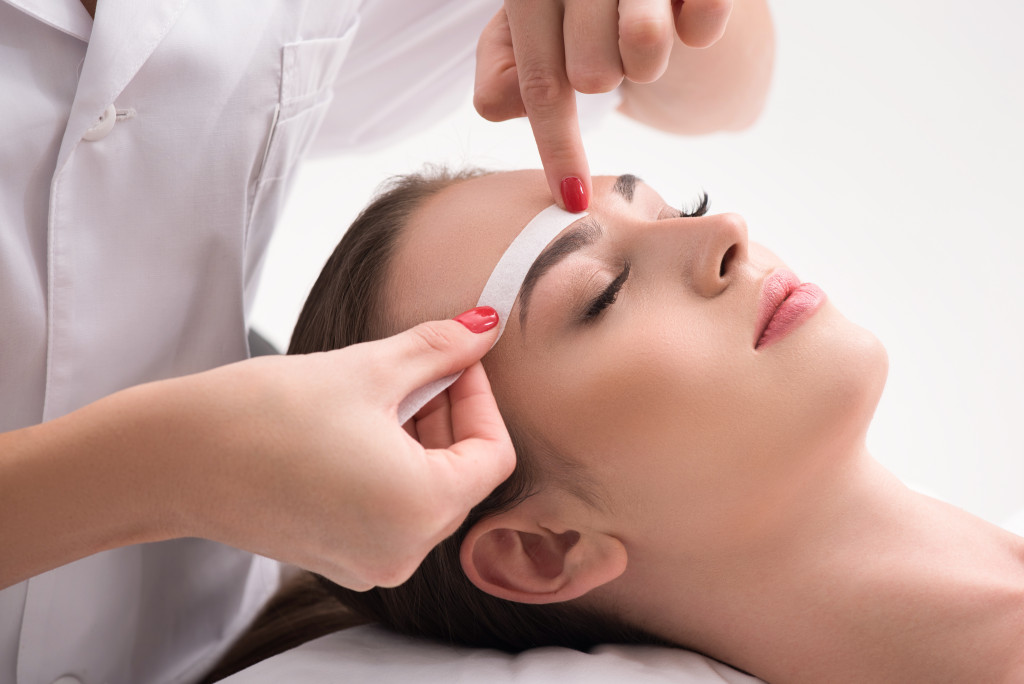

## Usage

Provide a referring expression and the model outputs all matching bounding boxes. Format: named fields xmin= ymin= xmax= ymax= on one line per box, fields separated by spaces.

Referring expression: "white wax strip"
xmin=397 ymin=205 xmax=587 ymax=425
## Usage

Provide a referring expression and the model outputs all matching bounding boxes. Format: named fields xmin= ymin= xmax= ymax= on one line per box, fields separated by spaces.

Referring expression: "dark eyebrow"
xmin=612 ymin=174 xmax=640 ymax=201
xmin=517 ymin=218 xmax=602 ymax=330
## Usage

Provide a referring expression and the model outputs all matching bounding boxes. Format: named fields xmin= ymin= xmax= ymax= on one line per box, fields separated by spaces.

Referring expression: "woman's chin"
xmin=763 ymin=303 xmax=888 ymax=453
xmin=812 ymin=309 xmax=889 ymax=443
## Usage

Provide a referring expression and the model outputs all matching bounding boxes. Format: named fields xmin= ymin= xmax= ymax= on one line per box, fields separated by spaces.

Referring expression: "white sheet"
xmin=220 ymin=624 xmax=762 ymax=684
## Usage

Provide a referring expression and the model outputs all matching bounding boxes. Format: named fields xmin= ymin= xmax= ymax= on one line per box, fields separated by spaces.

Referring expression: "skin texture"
xmin=386 ymin=170 xmax=1024 ymax=683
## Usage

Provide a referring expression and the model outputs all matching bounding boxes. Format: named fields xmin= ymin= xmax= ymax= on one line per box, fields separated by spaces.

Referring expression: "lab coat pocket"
xmin=245 ymin=24 xmax=359 ymax=295
xmin=256 ymin=25 xmax=359 ymax=188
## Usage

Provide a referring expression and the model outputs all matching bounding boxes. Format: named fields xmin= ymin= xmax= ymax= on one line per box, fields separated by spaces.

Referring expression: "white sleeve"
xmin=311 ymin=0 xmax=498 ymax=154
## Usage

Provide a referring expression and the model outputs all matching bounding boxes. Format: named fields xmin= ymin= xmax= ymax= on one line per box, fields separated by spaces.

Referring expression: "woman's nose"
xmin=686 ymin=212 xmax=749 ymax=298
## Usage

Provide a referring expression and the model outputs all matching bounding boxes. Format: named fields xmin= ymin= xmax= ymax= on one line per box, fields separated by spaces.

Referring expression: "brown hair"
xmin=203 ymin=167 xmax=667 ymax=682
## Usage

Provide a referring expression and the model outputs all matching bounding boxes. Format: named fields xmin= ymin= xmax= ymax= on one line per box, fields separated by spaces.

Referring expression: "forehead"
xmin=387 ymin=170 xmax=565 ymax=327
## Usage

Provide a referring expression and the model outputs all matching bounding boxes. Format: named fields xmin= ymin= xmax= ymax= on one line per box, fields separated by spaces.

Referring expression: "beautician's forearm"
xmin=618 ymin=0 xmax=775 ymax=134
xmin=0 ymin=382 xmax=182 ymax=589
xmin=0 ymin=321 xmax=516 ymax=592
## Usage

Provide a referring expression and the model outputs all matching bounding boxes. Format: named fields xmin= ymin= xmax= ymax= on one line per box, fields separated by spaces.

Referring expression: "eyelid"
xmin=658 ymin=205 xmax=682 ymax=220
xmin=581 ymin=260 xmax=630 ymax=321
xmin=656 ymin=193 xmax=710 ymax=220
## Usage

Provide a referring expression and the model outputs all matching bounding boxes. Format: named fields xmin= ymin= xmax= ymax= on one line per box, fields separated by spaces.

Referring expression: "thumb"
xmin=372 ymin=307 xmax=501 ymax=405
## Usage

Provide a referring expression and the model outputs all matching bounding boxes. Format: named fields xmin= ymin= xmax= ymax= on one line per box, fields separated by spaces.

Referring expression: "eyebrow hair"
xmin=612 ymin=174 xmax=639 ymax=201
xmin=514 ymin=174 xmax=639 ymax=330
xmin=517 ymin=218 xmax=602 ymax=330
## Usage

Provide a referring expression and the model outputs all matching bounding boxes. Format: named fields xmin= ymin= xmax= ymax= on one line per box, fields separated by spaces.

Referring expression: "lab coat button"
xmin=83 ymin=104 xmax=117 ymax=141
xmin=51 ymin=677 xmax=82 ymax=684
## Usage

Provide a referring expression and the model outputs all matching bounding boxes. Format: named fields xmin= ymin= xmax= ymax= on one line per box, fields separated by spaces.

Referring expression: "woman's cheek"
xmin=544 ymin=331 xmax=733 ymax=463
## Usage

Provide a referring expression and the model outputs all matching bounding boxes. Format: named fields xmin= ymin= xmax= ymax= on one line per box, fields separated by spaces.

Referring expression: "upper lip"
xmin=755 ymin=268 xmax=800 ymax=346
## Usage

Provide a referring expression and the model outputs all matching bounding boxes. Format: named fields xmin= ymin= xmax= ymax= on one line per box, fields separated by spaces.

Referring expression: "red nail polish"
xmin=560 ymin=176 xmax=588 ymax=212
xmin=453 ymin=306 xmax=499 ymax=333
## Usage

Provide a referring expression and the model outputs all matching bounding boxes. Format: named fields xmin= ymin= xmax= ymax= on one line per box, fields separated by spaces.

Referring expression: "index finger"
xmin=504 ymin=0 xmax=591 ymax=212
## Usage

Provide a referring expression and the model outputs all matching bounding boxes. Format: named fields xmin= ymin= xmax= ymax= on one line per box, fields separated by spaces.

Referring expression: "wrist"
xmin=113 ymin=374 xmax=221 ymax=543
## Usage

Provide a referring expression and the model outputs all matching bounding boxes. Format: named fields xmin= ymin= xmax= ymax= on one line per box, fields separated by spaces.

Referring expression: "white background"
xmin=251 ymin=1 xmax=1024 ymax=524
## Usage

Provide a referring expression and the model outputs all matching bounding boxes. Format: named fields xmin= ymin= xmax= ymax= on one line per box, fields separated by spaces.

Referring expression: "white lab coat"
xmin=0 ymin=0 xmax=497 ymax=682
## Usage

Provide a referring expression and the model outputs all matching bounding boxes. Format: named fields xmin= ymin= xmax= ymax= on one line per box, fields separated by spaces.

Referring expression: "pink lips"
xmin=755 ymin=269 xmax=827 ymax=349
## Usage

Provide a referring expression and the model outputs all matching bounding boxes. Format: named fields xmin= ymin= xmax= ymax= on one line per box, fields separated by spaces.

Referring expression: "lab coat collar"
xmin=1 ymin=0 xmax=93 ymax=41
xmin=56 ymin=0 xmax=193 ymax=172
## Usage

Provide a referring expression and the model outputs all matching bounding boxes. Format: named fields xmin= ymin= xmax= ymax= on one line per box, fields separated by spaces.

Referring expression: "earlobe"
xmin=460 ymin=512 xmax=627 ymax=605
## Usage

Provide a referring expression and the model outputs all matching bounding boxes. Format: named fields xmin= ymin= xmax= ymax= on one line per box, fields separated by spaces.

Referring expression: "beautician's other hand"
xmin=474 ymin=0 xmax=734 ymax=212
xmin=178 ymin=306 xmax=515 ymax=590
xmin=0 ymin=306 xmax=514 ymax=590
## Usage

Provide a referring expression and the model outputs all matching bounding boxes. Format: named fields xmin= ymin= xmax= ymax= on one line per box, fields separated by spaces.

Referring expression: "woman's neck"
xmin=612 ymin=453 xmax=1024 ymax=682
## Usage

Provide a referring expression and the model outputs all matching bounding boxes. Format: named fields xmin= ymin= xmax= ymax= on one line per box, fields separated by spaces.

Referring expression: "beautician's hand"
xmin=474 ymin=0 xmax=733 ymax=212
xmin=179 ymin=307 xmax=515 ymax=590
xmin=0 ymin=307 xmax=515 ymax=591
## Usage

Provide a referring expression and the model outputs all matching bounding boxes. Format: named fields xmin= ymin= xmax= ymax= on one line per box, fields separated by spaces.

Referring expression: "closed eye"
xmin=582 ymin=261 xmax=630 ymax=321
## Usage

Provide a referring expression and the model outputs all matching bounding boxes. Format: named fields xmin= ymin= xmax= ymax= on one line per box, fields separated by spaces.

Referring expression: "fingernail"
xmin=560 ymin=176 xmax=588 ymax=213
xmin=453 ymin=306 xmax=499 ymax=333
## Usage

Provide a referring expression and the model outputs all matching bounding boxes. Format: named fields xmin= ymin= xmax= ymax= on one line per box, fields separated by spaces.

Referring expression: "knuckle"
xmin=704 ymin=0 xmax=733 ymax=17
xmin=374 ymin=563 xmax=414 ymax=588
xmin=474 ymin=87 xmax=522 ymax=122
xmin=620 ymin=15 xmax=673 ymax=53
xmin=518 ymin=67 xmax=570 ymax=110
xmin=409 ymin=323 xmax=457 ymax=357
xmin=355 ymin=552 xmax=407 ymax=588
xmin=568 ymin=66 xmax=622 ymax=95
xmin=373 ymin=546 xmax=429 ymax=588
xmin=325 ymin=565 xmax=375 ymax=592
xmin=473 ymin=89 xmax=503 ymax=121
xmin=434 ymin=513 xmax=468 ymax=546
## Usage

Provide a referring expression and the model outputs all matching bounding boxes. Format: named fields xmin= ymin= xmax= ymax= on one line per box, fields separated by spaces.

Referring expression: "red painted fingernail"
xmin=453 ymin=306 xmax=499 ymax=333
xmin=560 ymin=176 xmax=588 ymax=212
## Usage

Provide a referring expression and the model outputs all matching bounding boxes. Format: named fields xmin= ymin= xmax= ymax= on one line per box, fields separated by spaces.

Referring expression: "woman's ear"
xmin=459 ymin=494 xmax=627 ymax=605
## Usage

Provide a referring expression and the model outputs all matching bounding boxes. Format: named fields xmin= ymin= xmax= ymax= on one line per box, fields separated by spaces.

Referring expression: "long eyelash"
xmin=680 ymin=191 xmax=710 ymax=218
xmin=583 ymin=261 xmax=631 ymax=321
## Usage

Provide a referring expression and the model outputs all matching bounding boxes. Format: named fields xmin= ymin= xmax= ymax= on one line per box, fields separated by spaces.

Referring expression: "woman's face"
xmin=390 ymin=170 xmax=887 ymax=552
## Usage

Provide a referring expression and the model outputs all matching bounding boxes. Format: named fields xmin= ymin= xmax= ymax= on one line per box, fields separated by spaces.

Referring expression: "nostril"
xmin=720 ymin=244 xmax=738 ymax=278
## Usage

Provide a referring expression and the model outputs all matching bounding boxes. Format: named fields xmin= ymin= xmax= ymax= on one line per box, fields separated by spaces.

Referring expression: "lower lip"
xmin=756 ymin=283 xmax=827 ymax=349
